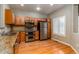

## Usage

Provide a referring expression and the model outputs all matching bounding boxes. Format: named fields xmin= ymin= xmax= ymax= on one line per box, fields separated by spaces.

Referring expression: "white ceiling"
xmin=9 ymin=4 xmax=65 ymax=15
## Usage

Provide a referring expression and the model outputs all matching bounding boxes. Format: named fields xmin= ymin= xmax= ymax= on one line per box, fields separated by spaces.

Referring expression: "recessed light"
xmin=20 ymin=4 xmax=24 ymax=7
xmin=36 ymin=7 xmax=41 ymax=11
xmin=50 ymin=4 xmax=53 ymax=6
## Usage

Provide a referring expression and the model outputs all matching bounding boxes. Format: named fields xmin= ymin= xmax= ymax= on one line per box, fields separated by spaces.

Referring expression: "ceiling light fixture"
xmin=20 ymin=4 xmax=24 ymax=7
xmin=36 ymin=7 xmax=41 ymax=11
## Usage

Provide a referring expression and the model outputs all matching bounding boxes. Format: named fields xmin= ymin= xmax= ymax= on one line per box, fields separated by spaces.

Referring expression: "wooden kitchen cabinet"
xmin=20 ymin=32 xmax=26 ymax=42
xmin=15 ymin=16 xmax=21 ymax=25
xmin=15 ymin=16 xmax=25 ymax=25
xmin=5 ymin=9 xmax=14 ymax=25
xmin=35 ymin=31 xmax=39 ymax=40
xmin=47 ymin=17 xmax=51 ymax=39
xmin=16 ymin=32 xmax=26 ymax=43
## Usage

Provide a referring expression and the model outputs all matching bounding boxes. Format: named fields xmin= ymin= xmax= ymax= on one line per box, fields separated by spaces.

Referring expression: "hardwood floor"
xmin=14 ymin=39 xmax=76 ymax=54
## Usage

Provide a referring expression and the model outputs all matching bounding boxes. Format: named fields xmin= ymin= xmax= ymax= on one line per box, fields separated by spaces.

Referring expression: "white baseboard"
xmin=51 ymin=38 xmax=78 ymax=54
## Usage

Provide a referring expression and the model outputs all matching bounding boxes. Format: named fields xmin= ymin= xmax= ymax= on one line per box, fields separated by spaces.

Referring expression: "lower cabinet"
xmin=20 ymin=32 xmax=26 ymax=42
xmin=16 ymin=31 xmax=39 ymax=43
xmin=34 ymin=31 xmax=39 ymax=40
xmin=16 ymin=32 xmax=26 ymax=43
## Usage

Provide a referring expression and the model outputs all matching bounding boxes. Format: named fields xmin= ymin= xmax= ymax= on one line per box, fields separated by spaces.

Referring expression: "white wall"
xmin=49 ymin=5 xmax=79 ymax=52
xmin=13 ymin=10 xmax=47 ymax=18
xmin=72 ymin=5 xmax=79 ymax=52
xmin=0 ymin=5 xmax=4 ymax=28
xmin=73 ymin=5 xmax=78 ymax=33
xmin=50 ymin=5 xmax=73 ymax=43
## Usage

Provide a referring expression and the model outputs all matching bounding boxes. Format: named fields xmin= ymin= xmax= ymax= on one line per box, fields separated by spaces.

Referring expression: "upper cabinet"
xmin=5 ymin=9 xmax=14 ymax=25
xmin=15 ymin=16 xmax=25 ymax=25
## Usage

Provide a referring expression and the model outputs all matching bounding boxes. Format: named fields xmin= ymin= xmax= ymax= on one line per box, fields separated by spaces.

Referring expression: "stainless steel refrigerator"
xmin=39 ymin=21 xmax=48 ymax=40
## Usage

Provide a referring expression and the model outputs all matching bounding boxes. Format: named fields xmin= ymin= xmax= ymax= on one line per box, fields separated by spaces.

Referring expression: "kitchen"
xmin=0 ymin=4 xmax=77 ymax=54
xmin=0 ymin=4 xmax=51 ymax=53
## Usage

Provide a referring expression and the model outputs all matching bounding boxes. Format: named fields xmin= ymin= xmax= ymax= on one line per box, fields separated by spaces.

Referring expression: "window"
xmin=53 ymin=17 xmax=59 ymax=34
xmin=53 ymin=16 xmax=66 ymax=36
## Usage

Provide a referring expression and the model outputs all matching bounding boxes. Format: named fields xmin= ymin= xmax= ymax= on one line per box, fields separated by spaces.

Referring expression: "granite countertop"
xmin=0 ymin=34 xmax=17 ymax=54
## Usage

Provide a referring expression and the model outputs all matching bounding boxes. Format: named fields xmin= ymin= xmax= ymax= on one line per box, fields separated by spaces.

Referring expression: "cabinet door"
xmin=15 ymin=16 xmax=21 ymax=25
xmin=16 ymin=32 xmax=26 ymax=43
xmin=20 ymin=32 xmax=26 ymax=42
xmin=5 ymin=9 xmax=13 ymax=24
xmin=35 ymin=31 xmax=39 ymax=40
xmin=15 ymin=16 xmax=25 ymax=25
xmin=20 ymin=16 xmax=25 ymax=25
